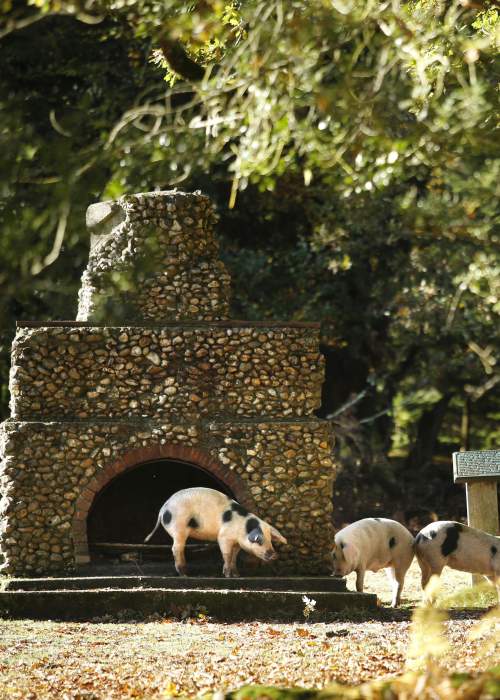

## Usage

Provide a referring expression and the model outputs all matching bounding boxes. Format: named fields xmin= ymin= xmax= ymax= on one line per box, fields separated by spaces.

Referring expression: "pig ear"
xmin=270 ymin=526 xmax=287 ymax=545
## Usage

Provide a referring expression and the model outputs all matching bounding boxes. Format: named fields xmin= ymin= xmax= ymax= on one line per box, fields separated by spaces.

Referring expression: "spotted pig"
xmin=331 ymin=518 xmax=415 ymax=607
xmin=415 ymin=521 xmax=500 ymax=599
xmin=144 ymin=487 xmax=287 ymax=577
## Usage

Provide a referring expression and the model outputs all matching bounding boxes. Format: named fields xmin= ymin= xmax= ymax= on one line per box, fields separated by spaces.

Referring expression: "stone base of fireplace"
xmin=0 ymin=575 xmax=378 ymax=620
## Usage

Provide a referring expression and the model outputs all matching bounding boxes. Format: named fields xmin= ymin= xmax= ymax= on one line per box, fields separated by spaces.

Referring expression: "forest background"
xmin=0 ymin=0 xmax=498 ymax=523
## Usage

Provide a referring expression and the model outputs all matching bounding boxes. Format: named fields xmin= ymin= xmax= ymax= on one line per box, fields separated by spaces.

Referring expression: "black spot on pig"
xmin=339 ymin=541 xmax=345 ymax=549
xmin=430 ymin=530 xmax=437 ymax=539
xmin=162 ymin=510 xmax=172 ymax=526
xmin=246 ymin=517 xmax=260 ymax=534
xmin=222 ymin=509 xmax=233 ymax=523
xmin=374 ymin=518 xmax=381 ymax=522
xmin=415 ymin=534 xmax=423 ymax=545
xmin=441 ymin=524 xmax=462 ymax=557
xmin=492 ymin=545 xmax=498 ymax=556
xmin=188 ymin=517 xmax=199 ymax=529
xmin=231 ymin=502 xmax=248 ymax=517
xmin=389 ymin=536 xmax=396 ymax=549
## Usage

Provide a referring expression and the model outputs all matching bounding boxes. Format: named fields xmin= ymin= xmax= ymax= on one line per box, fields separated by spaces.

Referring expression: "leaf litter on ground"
xmin=0 ymin=562 xmax=498 ymax=699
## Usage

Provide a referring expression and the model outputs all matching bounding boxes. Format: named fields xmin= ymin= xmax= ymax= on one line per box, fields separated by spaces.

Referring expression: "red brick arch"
xmin=72 ymin=444 xmax=254 ymax=564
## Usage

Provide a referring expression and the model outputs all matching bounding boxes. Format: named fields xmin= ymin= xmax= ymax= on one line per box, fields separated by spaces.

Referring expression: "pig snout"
xmin=244 ymin=518 xmax=282 ymax=562
xmin=332 ymin=561 xmax=349 ymax=577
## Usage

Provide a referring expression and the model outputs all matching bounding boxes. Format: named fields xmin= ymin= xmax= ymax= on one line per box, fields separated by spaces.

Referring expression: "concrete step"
xmin=3 ymin=575 xmax=347 ymax=593
xmin=0 ymin=587 xmax=378 ymax=621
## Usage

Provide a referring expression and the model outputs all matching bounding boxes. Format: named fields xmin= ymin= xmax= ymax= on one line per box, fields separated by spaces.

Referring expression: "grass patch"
xmin=221 ymin=667 xmax=500 ymax=700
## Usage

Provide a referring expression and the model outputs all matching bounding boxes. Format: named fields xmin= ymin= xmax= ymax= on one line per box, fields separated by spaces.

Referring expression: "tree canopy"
xmin=0 ymin=0 xmax=498 ymax=519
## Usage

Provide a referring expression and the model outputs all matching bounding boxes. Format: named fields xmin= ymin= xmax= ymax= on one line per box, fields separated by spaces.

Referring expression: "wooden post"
xmin=465 ymin=481 xmax=499 ymax=534
xmin=466 ymin=482 xmax=499 ymax=586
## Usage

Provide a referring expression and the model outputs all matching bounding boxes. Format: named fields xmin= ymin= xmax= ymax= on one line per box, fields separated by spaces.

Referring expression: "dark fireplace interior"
xmin=87 ymin=459 xmax=233 ymax=562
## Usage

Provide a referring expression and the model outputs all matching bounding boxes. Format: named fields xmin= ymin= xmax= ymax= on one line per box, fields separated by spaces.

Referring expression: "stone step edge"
xmin=0 ymin=589 xmax=378 ymax=620
xmin=3 ymin=576 xmax=347 ymax=592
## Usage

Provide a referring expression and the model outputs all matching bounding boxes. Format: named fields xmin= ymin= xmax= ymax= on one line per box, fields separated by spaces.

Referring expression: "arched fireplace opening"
xmin=86 ymin=459 xmax=234 ymax=565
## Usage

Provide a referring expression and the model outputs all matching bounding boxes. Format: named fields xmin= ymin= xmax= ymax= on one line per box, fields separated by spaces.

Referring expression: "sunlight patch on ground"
xmin=345 ymin=559 xmax=497 ymax=607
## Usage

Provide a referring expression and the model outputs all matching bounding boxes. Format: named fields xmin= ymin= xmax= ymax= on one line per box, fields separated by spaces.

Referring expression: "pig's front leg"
xmin=218 ymin=534 xmax=238 ymax=577
xmin=228 ymin=543 xmax=240 ymax=577
xmin=355 ymin=568 xmax=366 ymax=593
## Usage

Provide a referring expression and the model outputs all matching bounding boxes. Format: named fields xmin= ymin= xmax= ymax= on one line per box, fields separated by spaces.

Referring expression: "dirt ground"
xmin=0 ymin=562 xmax=498 ymax=699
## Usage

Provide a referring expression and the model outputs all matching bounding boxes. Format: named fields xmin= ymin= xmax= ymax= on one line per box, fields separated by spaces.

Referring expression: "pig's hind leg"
xmin=385 ymin=561 xmax=410 ymax=607
xmin=170 ymin=529 xmax=189 ymax=576
xmin=384 ymin=567 xmax=400 ymax=607
xmin=386 ymin=547 xmax=414 ymax=607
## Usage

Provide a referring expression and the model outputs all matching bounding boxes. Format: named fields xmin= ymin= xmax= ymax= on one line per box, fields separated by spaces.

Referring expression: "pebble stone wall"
xmin=9 ymin=325 xmax=323 ymax=421
xmin=0 ymin=416 xmax=334 ymax=575
xmin=0 ymin=190 xmax=336 ymax=577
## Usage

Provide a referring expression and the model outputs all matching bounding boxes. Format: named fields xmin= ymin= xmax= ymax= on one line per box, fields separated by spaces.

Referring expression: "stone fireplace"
xmin=0 ymin=190 xmax=335 ymax=576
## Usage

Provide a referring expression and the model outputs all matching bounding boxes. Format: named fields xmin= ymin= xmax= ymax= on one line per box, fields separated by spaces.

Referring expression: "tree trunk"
xmin=405 ymin=393 xmax=453 ymax=472
xmin=460 ymin=396 xmax=471 ymax=452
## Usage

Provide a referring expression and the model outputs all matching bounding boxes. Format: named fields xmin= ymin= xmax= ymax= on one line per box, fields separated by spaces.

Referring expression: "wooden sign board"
xmin=453 ymin=449 xmax=500 ymax=483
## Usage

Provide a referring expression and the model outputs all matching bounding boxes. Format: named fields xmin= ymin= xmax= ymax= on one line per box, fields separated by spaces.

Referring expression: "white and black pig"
xmin=144 ymin=487 xmax=287 ymax=577
xmin=415 ymin=521 xmax=500 ymax=599
xmin=331 ymin=518 xmax=415 ymax=607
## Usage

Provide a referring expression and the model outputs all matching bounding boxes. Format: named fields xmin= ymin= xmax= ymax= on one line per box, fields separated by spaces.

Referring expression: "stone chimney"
xmin=77 ymin=190 xmax=231 ymax=323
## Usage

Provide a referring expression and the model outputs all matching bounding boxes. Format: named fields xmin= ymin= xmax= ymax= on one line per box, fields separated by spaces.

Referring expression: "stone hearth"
xmin=0 ymin=191 xmax=335 ymax=577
